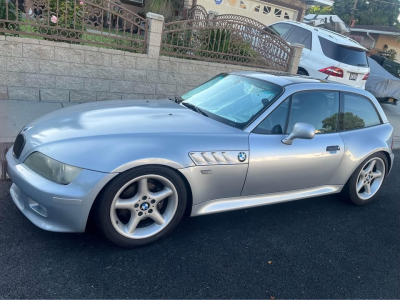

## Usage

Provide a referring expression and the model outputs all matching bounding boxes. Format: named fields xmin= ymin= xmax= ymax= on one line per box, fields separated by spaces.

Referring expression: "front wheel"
xmin=344 ymin=153 xmax=388 ymax=206
xmin=94 ymin=166 xmax=187 ymax=247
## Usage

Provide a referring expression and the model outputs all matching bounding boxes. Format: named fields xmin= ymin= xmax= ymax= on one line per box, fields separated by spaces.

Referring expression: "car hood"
xmin=19 ymin=100 xmax=248 ymax=172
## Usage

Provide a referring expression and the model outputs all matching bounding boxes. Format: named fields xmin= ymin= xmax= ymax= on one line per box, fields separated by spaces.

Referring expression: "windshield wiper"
xmin=181 ymin=102 xmax=209 ymax=117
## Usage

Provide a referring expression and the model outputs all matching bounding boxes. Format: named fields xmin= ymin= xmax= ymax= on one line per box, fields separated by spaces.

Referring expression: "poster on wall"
xmin=227 ymin=0 xmax=236 ymax=6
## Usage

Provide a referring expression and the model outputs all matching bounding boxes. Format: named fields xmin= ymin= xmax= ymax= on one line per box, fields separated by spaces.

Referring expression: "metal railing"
xmin=0 ymin=0 xmax=148 ymax=52
xmin=161 ymin=18 xmax=292 ymax=71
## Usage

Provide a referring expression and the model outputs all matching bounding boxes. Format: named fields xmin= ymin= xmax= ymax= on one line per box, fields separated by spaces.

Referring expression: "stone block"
xmin=8 ymin=87 xmax=39 ymax=100
xmin=97 ymin=67 xmax=124 ymax=80
xmin=70 ymin=44 xmax=99 ymax=51
xmin=156 ymin=84 xmax=176 ymax=96
xmin=133 ymin=82 xmax=156 ymax=94
xmin=0 ymin=72 xmax=24 ymax=86
xmin=124 ymin=69 xmax=147 ymax=81
xmin=112 ymin=55 xmax=136 ymax=69
xmin=136 ymin=58 xmax=158 ymax=70
xmin=70 ymin=90 xmax=97 ymax=102
xmin=40 ymin=89 xmax=70 ymax=102
xmin=84 ymin=78 xmax=110 ymax=92
xmin=23 ymin=44 xmax=54 ymax=60
xmin=85 ymin=51 xmax=111 ymax=66
xmin=0 ymin=41 xmax=22 ymax=57
xmin=6 ymin=36 xmax=39 ymax=44
xmin=109 ymin=80 xmax=133 ymax=93
xmin=145 ymin=71 xmax=159 ymax=83
xmin=147 ymin=33 xmax=162 ymax=47
xmin=176 ymin=85 xmax=194 ymax=96
xmin=56 ymin=76 xmax=84 ymax=90
xmin=25 ymin=73 xmax=56 ymax=88
xmin=159 ymin=60 xmax=180 ymax=73
xmin=69 ymin=63 xmax=97 ymax=78
xmin=40 ymin=61 xmax=71 ymax=76
xmin=97 ymin=92 xmax=122 ymax=101
xmin=99 ymin=48 xmax=125 ymax=55
xmin=121 ymin=94 xmax=146 ymax=100
xmin=55 ymin=48 xmax=85 ymax=63
xmin=7 ymin=58 xmax=40 ymax=73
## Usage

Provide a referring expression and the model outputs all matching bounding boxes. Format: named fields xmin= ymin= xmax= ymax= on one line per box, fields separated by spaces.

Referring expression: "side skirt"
xmin=191 ymin=185 xmax=344 ymax=217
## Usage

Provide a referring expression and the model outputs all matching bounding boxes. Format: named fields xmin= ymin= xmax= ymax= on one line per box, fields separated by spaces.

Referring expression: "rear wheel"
xmin=94 ymin=166 xmax=187 ymax=247
xmin=344 ymin=153 xmax=387 ymax=206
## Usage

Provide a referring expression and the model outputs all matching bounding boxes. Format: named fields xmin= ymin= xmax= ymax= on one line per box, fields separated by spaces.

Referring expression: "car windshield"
xmin=181 ymin=74 xmax=283 ymax=129
xmin=318 ymin=36 xmax=369 ymax=67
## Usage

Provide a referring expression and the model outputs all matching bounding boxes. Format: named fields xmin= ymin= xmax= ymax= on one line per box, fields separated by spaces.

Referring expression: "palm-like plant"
xmin=148 ymin=0 xmax=183 ymax=20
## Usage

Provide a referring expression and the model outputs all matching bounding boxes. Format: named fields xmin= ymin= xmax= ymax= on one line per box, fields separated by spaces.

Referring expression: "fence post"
xmin=146 ymin=12 xmax=164 ymax=58
xmin=288 ymin=43 xmax=304 ymax=74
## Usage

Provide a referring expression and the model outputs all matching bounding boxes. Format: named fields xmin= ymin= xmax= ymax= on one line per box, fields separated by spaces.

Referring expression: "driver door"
xmin=242 ymin=90 xmax=344 ymax=196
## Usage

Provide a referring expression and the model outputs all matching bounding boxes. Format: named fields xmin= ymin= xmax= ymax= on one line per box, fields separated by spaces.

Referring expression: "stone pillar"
xmin=208 ymin=10 xmax=219 ymax=19
xmin=288 ymin=43 xmax=304 ymax=74
xmin=146 ymin=12 xmax=164 ymax=59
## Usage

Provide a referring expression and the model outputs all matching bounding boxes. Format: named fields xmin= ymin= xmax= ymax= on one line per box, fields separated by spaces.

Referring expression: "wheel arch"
xmin=86 ymin=164 xmax=194 ymax=230
xmin=297 ymin=67 xmax=309 ymax=76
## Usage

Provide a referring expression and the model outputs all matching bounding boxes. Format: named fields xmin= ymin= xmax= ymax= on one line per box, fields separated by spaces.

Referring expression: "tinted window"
xmin=286 ymin=27 xmax=312 ymax=49
xmin=269 ymin=23 xmax=294 ymax=38
xmin=340 ymin=93 xmax=381 ymax=130
xmin=287 ymin=91 xmax=340 ymax=134
xmin=181 ymin=75 xmax=283 ymax=129
xmin=254 ymin=99 xmax=289 ymax=134
xmin=318 ymin=36 xmax=368 ymax=67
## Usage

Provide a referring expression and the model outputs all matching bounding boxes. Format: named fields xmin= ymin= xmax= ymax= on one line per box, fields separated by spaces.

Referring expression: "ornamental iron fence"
xmin=0 ymin=0 xmax=147 ymax=52
xmin=161 ymin=17 xmax=292 ymax=71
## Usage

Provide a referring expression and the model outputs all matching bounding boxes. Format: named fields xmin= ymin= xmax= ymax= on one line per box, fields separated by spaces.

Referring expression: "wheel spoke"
xmin=115 ymin=198 xmax=136 ymax=210
xmin=364 ymin=183 xmax=371 ymax=194
xmin=149 ymin=210 xmax=165 ymax=225
xmin=126 ymin=215 xmax=141 ymax=234
xmin=356 ymin=179 xmax=365 ymax=192
xmin=372 ymin=171 xmax=382 ymax=178
xmin=137 ymin=178 xmax=149 ymax=195
xmin=366 ymin=160 xmax=376 ymax=173
xmin=151 ymin=187 xmax=173 ymax=203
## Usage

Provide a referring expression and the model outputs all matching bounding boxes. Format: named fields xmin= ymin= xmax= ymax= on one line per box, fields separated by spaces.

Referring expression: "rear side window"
xmin=340 ymin=93 xmax=381 ymax=131
xmin=269 ymin=23 xmax=294 ymax=38
xmin=318 ymin=36 xmax=368 ymax=67
xmin=285 ymin=27 xmax=312 ymax=50
xmin=287 ymin=91 xmax=340 ymax=134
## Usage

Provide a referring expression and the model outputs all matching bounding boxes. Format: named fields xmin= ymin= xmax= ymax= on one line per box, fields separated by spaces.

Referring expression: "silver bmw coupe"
xmin=6 ymin=73 xmax=394 ymax=247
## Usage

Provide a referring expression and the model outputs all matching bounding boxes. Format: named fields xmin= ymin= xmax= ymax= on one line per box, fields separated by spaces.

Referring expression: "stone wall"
xmin=0 ymin=13 xmax=302 ymax=103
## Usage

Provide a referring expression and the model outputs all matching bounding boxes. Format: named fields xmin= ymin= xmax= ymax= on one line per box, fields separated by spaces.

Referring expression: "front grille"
xmin=13 ymin=134 xmax=26 ymax=159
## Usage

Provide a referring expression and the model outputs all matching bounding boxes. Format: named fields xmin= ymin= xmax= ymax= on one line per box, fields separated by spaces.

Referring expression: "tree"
xmin=333 ymin=0 xmax=400 ymax=26
xmin=306 ymin=5 xmax=333 ymax=15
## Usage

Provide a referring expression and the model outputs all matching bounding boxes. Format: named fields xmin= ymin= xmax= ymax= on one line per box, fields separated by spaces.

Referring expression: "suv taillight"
xmin=362 ymin=73 xmax=370 ymax=80
xmin=319 ymin=67 xmax=344 ymax=78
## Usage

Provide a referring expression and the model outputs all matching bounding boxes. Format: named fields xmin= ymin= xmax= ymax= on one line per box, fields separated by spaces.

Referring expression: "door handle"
xmin=326 ymin=145 xmax=340 ymax=151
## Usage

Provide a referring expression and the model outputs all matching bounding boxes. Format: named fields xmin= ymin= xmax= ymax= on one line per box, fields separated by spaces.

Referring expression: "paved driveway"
xmin=0 ymin=151 xmax=399 ymax=299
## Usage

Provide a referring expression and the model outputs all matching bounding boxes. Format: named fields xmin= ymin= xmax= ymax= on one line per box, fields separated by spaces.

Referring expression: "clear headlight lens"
xmin=24 ymin=152 xmax=82 ymax=185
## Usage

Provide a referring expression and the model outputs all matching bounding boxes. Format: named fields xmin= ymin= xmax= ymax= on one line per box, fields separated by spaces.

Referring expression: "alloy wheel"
xmin=356 ymin=157 xmax=385 ymax=200
xmin=110 ymin=175 xmax=178 ymax=239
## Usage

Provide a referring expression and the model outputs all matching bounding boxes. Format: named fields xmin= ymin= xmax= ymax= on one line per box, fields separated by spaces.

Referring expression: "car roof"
xmin=231 ymin=71 xmax=333 ymax=86
xmin=270 ymin=20 xmax=367 ymax=51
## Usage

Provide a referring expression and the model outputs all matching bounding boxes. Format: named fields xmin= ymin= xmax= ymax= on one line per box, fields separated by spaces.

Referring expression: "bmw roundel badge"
xmin=238 ymin=152 xmax=247 ymax=162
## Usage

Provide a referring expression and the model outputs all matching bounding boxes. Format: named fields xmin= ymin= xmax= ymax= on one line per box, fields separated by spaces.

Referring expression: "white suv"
xmin=268 ymin=21 xmax=370 ymax=89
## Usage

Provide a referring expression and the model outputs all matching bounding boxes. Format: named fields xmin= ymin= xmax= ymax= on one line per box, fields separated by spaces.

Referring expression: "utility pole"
xmin=349 ymin=0 xmax=358 ymax=27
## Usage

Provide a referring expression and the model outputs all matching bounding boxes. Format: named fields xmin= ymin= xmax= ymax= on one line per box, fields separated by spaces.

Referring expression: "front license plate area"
xmin=349 ymin=73 xmax=358 ymax=81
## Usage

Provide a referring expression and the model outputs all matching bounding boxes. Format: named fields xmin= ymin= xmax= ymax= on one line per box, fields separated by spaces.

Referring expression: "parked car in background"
xmin=366 ymin=56 xmax=399 ymax=105
xmin=6 ymin=73 xmax=394 ymax=247
xmin=370 ymin=54 xmax=400 ymax=78
xmin=268 ymin=21 xmax=370 ymax=89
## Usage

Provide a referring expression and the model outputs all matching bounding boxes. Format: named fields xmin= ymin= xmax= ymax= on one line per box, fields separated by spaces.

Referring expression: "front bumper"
xmin=6 ymin=147 xmax=117 ymax=232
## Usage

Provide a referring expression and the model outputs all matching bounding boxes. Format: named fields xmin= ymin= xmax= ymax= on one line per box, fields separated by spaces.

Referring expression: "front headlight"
xmin=24 ymin=152 xmax=82 ymax=185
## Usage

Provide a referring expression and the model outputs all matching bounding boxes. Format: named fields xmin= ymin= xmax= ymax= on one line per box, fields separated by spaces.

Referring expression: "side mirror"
xmin=282 ymin=122 xmax=315 ymax=145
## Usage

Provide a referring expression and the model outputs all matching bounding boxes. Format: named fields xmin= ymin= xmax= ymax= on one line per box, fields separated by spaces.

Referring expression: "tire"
xmin=94 ymin=165 xmax=187 ymax=248
xmin=297 ymin=68 xmax=308 ymax=76
xmin=343 ymin=152 xmax=388 ymax=206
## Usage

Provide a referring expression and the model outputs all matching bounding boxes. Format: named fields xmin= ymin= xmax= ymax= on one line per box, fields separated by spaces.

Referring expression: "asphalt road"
xmin=0 ymin=152 xmax=399 ymax=299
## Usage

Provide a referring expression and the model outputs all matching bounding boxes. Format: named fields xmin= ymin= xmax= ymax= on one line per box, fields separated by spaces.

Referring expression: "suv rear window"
xmin=318 ymin=36 xmax=368 ymax=67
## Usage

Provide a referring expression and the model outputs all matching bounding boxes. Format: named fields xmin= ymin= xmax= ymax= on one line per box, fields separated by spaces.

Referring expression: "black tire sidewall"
xmin=95 ymin=166 xmax=187 ymax=248
xmin=347 ymin=152 xmax=388 ymax=206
